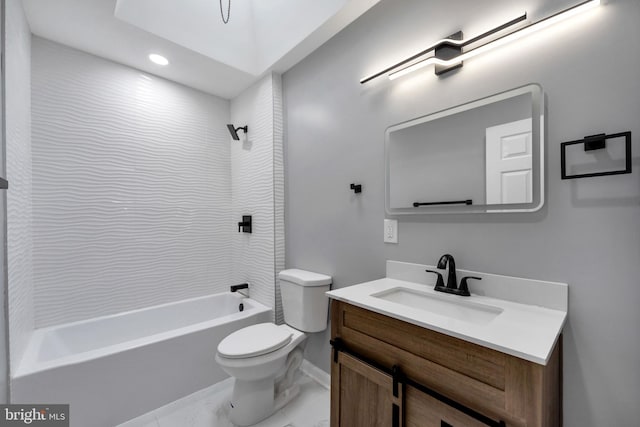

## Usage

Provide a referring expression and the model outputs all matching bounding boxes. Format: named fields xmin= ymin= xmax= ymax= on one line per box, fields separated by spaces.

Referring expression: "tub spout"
xmin=230 ymin=283 xmax=249 ymax=298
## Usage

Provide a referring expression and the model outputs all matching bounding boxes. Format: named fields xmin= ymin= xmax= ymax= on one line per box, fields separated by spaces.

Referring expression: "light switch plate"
xmin=384 ymin=219 xmax=398 ymax=243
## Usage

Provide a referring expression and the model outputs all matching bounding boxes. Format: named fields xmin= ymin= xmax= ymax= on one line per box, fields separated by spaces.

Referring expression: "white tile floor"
xmin=118 ymin=364 xmax=329 ymax=427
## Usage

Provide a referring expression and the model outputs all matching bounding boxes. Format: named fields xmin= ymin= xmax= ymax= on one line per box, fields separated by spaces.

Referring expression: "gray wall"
xmin=282 ymin=0 xmax=640 ymax=426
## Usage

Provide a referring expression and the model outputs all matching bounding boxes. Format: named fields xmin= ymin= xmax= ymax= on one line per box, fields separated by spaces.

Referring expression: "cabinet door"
xmin=331 ymin=352 xmax=403 ymax=427
xmin=405 ymin=385 xmax=495 ymax=427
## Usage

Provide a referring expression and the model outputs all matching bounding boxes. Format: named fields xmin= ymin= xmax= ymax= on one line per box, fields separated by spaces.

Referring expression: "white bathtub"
xmin=12 ymin=292 xmax=271 ymax=427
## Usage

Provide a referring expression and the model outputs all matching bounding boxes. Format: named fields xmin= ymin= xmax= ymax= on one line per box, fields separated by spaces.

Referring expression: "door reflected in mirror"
xmin=385 ymin=84 xmax=544 ymax=214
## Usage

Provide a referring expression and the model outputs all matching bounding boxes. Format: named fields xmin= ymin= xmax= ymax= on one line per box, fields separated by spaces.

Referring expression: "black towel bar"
xmin=413 ymin=199 xmax=472 ymax=207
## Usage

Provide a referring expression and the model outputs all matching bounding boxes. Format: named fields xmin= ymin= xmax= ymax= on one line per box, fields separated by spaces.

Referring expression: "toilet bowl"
xmin=215 ymin=323 xmax=306 ymax=426
xmin=216 ymin=269 xmax=331 ymax=426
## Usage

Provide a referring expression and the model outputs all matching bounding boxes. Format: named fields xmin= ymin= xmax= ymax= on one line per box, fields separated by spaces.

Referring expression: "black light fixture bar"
xmin=362 ymin=0 xmax=600 ymax=83
xmin=359 ymin=13 xmax=526 ymax=84
xmin=459 ymin=14 xmax=528 ymax=47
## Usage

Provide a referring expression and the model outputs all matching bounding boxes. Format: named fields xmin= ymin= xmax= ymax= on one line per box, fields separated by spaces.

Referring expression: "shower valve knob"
xmin=238 ymin=215 xmax=252 ymax=233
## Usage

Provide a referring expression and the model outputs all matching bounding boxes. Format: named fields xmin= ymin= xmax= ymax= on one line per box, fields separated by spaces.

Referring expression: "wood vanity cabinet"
xmin=330 ymin=301 xmax=562 ymax=427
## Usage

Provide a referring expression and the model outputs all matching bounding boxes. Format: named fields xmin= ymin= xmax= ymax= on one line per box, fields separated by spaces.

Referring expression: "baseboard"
xmin=300 ymin=359 xmax=330 ymax=389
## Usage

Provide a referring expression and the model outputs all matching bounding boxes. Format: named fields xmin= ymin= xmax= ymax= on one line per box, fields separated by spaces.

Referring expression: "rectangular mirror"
xmin=385 ymin=84 xmax=544 ymax=214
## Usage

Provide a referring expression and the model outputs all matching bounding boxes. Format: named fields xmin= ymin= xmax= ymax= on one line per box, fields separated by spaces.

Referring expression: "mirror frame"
xmin=385 ymin=83 xmax=545 ymax=215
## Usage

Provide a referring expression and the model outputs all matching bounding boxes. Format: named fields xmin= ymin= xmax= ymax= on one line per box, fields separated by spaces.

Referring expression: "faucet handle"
xmin=459 ymin=276 xmax=481 ymax=296
xmin=425 ymin=270 xmax=445 ymax=289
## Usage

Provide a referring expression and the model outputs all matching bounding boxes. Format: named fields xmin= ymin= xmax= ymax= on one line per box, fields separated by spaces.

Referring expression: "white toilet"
xmin=215 ymin=269 xmax=332 ymax=426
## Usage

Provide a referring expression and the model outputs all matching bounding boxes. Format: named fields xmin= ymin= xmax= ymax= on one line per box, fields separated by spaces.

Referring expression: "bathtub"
xmin=12 ymin=292 xmax=271 ymax=427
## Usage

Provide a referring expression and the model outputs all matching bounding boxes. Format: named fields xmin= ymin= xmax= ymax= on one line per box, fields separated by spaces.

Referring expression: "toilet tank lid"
xmin=278 ymin=269 xmax=332 ymax=287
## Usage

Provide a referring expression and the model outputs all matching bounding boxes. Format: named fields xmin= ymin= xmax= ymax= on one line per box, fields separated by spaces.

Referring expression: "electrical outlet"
xmin=384 ymin=219 xmax=398 ymax=243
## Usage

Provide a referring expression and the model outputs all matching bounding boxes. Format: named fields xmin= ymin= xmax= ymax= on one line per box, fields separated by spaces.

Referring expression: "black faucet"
xmin=425 ymin=254 xmax=480 ymax=297
xmin=437 ymin=254 xmax=457 ymax=290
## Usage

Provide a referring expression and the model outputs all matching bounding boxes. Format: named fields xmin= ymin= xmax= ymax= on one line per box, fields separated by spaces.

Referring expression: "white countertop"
xmin=327 ymin=265 xmax=568 ymax=365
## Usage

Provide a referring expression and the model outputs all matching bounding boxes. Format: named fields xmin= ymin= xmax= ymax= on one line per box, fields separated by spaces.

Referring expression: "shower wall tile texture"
xmin=31 ymin=38 xmax=233 ymax=327
xmin=230 ymin=73 xmax=285 ymax=323
xmin=5 ymin=0 xmax=35 ymax=371
xmin=272 ymin=74 xmax=285 ymax=325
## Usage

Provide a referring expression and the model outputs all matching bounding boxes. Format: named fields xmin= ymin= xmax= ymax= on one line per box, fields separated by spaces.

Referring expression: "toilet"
xmin=215 ymin=269 xmax=332 ymax=426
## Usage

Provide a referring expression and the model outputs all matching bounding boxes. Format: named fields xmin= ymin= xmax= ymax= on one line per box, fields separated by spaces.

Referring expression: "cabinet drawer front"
xmin=340 ymin=303 xmax=506 ymax=389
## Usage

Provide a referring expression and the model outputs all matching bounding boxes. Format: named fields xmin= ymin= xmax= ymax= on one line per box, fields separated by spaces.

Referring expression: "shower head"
xmin=227 ymin=124 xmax=248 ymax=141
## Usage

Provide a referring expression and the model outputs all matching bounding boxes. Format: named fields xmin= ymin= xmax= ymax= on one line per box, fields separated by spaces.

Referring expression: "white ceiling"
xmin=22 ymin=0 xmax=380 ymax=99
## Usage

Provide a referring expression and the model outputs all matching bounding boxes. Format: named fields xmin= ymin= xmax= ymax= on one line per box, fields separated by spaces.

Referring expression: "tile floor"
xmin=118 ymin=364 xmax=329 ymax=427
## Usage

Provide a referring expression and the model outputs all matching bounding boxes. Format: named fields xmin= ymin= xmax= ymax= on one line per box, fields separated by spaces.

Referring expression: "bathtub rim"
xmin=14 ymin=292 xmax=271 ymax=378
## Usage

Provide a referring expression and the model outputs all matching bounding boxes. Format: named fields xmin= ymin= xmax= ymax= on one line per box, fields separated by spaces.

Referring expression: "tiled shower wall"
xmin=230 ymin=73 xmax=285 ymax=324
xmin=272 ymin=75 xmax=285 ymax=325
xmin=31 ymin=38 xmax=233 ymax=327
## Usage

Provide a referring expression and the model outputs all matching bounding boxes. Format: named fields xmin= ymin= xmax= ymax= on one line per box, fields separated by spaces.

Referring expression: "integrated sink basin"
xmin=371 ymin=286 xmax=503 ymax=325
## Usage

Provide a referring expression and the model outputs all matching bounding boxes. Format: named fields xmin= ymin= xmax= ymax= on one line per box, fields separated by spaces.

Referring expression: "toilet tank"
xmin=278 ymin=269 xmax=332 ymax=333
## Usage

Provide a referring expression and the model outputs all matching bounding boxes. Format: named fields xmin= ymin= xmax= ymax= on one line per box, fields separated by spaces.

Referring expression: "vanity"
xmin=327 ymin=261 xmax=567 ymax=427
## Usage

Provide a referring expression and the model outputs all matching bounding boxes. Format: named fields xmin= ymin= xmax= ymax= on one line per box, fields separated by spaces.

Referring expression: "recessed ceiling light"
xmin=148 ymin=54 xmax=169 ymax=66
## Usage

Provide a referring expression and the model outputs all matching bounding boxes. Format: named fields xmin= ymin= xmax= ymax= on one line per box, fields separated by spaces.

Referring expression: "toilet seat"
xmin=218 ymin=323 xmax=292 ymax=359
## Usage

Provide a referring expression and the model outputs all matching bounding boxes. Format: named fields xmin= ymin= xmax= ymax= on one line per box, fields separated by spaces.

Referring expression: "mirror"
xmin=385 ymin=84 xmax=544 ymax=215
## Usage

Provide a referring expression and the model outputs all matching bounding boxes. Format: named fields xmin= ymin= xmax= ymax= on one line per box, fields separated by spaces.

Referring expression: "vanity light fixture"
xmin=148 ymin=53 xmax=169 ymax=66
xmin=361 ymin=0 xmax=600 ymax=83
